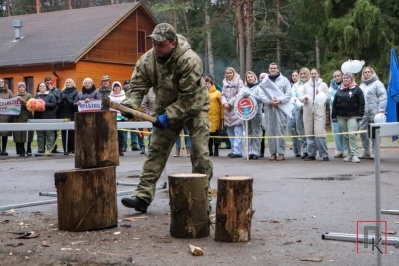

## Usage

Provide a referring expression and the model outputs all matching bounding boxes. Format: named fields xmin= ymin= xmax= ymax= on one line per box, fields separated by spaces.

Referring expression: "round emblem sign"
xmin=234 ymin=95 xmax=258 ymax=120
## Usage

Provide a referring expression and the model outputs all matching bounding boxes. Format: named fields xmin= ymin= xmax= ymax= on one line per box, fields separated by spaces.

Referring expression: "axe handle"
xmin=109 ymin=101 xmax=157 ymax=123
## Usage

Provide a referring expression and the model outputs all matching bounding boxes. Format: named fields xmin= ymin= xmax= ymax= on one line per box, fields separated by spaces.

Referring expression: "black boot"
xmin=119 ymin=148 xmax=124 ymax=156
xmin=0 ymin=136 xmax=8 ymax=156
xmin=214 ymin=143 xmax=219 ymax=157
xmin=26 ymin=142 xmax=32 ymax=156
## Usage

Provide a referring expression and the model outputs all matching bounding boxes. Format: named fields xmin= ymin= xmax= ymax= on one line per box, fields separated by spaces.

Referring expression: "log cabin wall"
xmin=75 ymin=61 xmax=134 ymax=87
xmin=0 ymin=5 xmax=157 ymax=96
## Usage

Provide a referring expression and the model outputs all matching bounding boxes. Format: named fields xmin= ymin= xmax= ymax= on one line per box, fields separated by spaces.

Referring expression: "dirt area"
xmin=1 ymin=147 xmax=399 ymax=265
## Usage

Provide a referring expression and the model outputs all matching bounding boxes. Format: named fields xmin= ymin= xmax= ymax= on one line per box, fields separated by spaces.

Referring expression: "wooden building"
xmin=0 ymin=2 xmax=157 ymax=94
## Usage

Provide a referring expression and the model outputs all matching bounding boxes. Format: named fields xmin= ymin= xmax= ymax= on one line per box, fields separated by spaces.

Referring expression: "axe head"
xmin=101 ymin=97 xmax=111 ymax=111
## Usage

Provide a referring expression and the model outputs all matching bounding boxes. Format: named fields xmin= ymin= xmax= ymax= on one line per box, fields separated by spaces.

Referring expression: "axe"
xmin=101 ymin=97 xmax=157 ymax=123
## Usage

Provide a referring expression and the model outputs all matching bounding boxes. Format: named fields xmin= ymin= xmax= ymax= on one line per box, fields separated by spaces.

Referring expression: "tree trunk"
xmin=74 ymin=111 xmax=119 ymax=169
xmin=110 ymin=0 xmax=115 ymax=4
xmin=276 ymin=1 xmax=281 ymax=65
xmin=236 ymin=0 xmax=246 ymax=78
xmin=36 ymin=0 xmax=40 ymax=13
xmin=54 ymin=166 xmax=118 ymax=231
xmin=316 ymin=36 xmax=320 ymax=70
xmin=205 ymin=3 xmax=214 ymax=78
xmin=67 ymin=0 xmax=72 ymax=10
xmin=172 ymin=11 xmax=177 ymax=30
xmin=215 ymin=176 xmax=254 ymax=242
xmin=6 ymin=0 xmax=11 ymax=16
xmin=245 ymin=0 xmax=253 ymax=71
xmin=168 ymin=173 xmax=210 ymax=238
xmin=89 ymin=0 xmax=94 ymax=7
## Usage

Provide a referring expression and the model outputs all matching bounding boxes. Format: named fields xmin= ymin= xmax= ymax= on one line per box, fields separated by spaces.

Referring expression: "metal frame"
xmin=322 ymin=122 xmax=399 ymax=266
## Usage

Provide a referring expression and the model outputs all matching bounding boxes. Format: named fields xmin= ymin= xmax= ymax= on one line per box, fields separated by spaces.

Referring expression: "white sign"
xmin=0 ymin=97 xmax=21 ymax=115
xmin=234 ymin=95 xmax=258 ymax=121
xmin=77 ymin=100 xmax=102 ymax=112
xmin=259 ymin=79 xmax=293 ymax=117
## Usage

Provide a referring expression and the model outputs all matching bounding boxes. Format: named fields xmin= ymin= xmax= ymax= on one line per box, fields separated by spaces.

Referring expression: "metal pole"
xmin=322 ymin=232 xmax=399 ymax=245
xmin=245 ymin=120 xmax=249 ymax=160
xmin=39 ymin=192 xmax=57 ymax=197
xmin=374 ymin=128 xmax=382 ymax=266
xmin=381 ymin=209 xmax=399 ymax=215
xmin=0 ymin=199 xmax=57 ymax=211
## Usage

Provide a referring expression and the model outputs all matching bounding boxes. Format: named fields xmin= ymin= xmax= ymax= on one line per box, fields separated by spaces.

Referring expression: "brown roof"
xmin=0 ymin=2 xmax=156 ymax=67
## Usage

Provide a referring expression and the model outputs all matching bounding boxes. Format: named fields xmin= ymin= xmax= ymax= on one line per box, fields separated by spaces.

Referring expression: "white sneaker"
xmin=343 ymin=156 xmax=352 ymax=162
xmin=358 ymin=152 xmax=370 ymax=159
xmin=370 ymin=153 xmax=374 ymax=159
xmin=352 ymin=156 xmax=360 ymax=163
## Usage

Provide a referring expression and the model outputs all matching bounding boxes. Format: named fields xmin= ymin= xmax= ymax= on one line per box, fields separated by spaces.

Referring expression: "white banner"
xmin=77 ymin=100 xmax=102 ymax=112
xmin=0 ymin=97 xmax=21 ymax=115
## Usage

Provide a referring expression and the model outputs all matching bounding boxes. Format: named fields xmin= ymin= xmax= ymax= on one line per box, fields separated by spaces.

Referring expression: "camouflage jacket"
xmin=98 ymin=86 xmax=112 ymax=97
xmin=123 ymin=34 xmax=209 ymax=125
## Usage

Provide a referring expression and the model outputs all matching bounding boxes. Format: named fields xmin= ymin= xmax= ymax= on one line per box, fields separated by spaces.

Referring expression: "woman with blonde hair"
xmin=299 ymin=68 xmax=330 ymax=161
xmin=290 ymin=67 xmax=310 ymax=159
xmin=221 ymin=67 xmax=244 ymax=158
xmin=76 ymin=77 xmax=101 ymax=105
xmin=58 ymin=78 xmax=78 ymax=154
xmin=358 ymin=66 xmax=387 ymax=159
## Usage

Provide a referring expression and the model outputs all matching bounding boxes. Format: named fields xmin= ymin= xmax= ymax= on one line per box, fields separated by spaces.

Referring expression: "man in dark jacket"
xmin=45 ymin=77 xmax=61 ymax=153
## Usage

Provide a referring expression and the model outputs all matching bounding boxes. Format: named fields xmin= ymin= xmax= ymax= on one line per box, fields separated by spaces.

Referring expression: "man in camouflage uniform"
xmin=98 ymin=75 xmax=112 ymax=97
xmin=121 ymin=23 xmax=213 ymax=213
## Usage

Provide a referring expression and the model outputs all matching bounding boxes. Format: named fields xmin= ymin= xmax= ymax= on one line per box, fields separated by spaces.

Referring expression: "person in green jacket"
xmin=98 ymin=75 xmax=112 ymax=97
xmin=121 ymin=23 xmax=213 ymax=213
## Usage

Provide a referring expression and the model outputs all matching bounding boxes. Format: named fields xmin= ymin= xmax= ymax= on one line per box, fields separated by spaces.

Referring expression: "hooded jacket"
xmin=58 ymin=86 xmax=78 ymax=120
xmin=359 ymin=74 xmax=387 ymax=116
xmin=221 ymin=74 xmax=244 ymax=127
xmin=122 ymin=34 xmax=209 ymax=125
xmin=208 ymin=85 xmax=224 ymax=132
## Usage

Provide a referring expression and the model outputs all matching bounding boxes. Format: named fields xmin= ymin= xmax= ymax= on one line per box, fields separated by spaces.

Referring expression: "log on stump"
xmin=215 ymin=176 xmax=254 ymax=242
xmin=54 ymin=166 xmax=118 ymax=231
xmin=74 ymin=111 xmax=119 ymax=169
xmin=168 ymin=173 xmax=209 ymax=238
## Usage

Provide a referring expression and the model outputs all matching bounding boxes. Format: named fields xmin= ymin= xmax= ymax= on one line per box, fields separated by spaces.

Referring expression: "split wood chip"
xmin=6 ymin=243 xmax=23 ymax=247
xmin=41 ymin=242 xmax=49 ymax=247
xmin=395 ymin=222 xmax=399 ymax=224
xmin=1 ymin=220 xmax=10 ymax=224
xmin=299 ymin=258 xmax=323 ymax=262
xmin=61 ymin=248 xmax=72 ymax=251
xmin=14 ymin=231 xmax=40 ymax=239
xmin=113 ymin=232 xmax=121 ymax=235
xmin=123 ymin=215 xmax=147 ymax=222
xmin=189 ymin=244 xmax=204 ymax=256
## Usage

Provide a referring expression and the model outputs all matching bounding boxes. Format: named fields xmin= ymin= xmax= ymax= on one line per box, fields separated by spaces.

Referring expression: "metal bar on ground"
xmin=381 ymin=209 xmax=399 ymax=215
xmin=322 ymin=232 xmax=399 ymax=245
xmin=0 ymin=199 xmax=57 ymax=211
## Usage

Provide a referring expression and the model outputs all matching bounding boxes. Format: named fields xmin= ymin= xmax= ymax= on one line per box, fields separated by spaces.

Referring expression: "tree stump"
xmin=215 ymin=176 xmax=254 ymax=242
xmin=74 ymin=111 xmax=119 ymax=169
xmin=168 ymin=173 xmax=209 ymax=238
xmin=54 ymin=166 xmax=118 ymax=231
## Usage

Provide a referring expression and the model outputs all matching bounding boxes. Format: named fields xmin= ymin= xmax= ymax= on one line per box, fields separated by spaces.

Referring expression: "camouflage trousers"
xmin=133 ymin=111 xmax=213 ymax=204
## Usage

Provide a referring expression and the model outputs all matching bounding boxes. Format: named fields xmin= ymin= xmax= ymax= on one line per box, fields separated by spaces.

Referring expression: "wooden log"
xmin=54 ymin=166 xmax=118 ymax=231
xmin=214 ymin=176 xmax=254 ymax=242
xmin=168 ymin=173 xmax=209 ymax=238
xmin=74 ymin=111 xmax=119 ymax=169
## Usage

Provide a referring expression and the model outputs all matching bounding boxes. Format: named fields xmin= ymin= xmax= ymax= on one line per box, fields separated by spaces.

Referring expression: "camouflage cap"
xmin=147 ymin=23 xmax=177 ymax=42
xmin=102 ymin=75 xmax=110 ymax=81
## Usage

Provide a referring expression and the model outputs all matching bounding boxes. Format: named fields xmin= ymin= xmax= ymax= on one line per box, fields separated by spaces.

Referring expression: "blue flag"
xmin=387 ymin=48 xmax=399 ymax=141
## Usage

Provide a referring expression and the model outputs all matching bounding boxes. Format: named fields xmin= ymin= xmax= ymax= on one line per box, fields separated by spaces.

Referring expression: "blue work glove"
xmin=153 ymin=114 xmax=169 ymax=129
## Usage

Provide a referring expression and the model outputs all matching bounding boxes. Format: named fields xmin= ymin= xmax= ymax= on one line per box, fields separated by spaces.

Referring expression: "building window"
xmin=138 ymin=31 xmax=146 ymax=53
xmin=4 ymin=78 xmax=13 ymax=92
xmin=24 ymin=77 xmax=34 ymax=95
